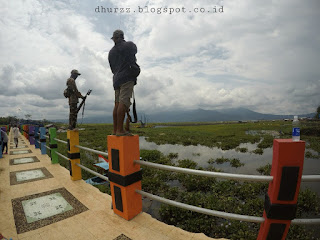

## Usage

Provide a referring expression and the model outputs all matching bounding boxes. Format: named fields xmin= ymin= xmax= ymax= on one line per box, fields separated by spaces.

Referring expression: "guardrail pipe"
xmin=107 ymin=135 xmax=142 ymax=220
xmin=39 ymin=127 xmax=47 ymax=154
xmin=257 ymin=139 xmax=305 ymax=240
xmin=49 ymin=128 xmax=58 ymax=164
xmin=67 ymin=129 xmax=82 ymax=180
xmin=29 ymin=125 xmax=35 ymax=145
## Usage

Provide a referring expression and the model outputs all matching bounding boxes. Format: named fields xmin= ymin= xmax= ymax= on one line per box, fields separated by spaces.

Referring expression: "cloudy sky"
xmin=0 ymin=0 xmax=319 ymax=120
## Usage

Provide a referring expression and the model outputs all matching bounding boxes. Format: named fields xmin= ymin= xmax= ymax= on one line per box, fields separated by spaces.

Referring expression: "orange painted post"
xmin=25 ymin=125 xmax=29 ymax=139
xmin=257 ymin=139 xmax=305 ymax=240
xmin=107 ymin=135 xmax=142 ymax=220
xmin=67 ymin=130 xmax=82 ymax=181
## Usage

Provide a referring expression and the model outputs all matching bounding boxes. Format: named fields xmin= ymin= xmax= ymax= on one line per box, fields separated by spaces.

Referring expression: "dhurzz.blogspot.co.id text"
xmin=95 ymin=5 xmax=224 ymax=14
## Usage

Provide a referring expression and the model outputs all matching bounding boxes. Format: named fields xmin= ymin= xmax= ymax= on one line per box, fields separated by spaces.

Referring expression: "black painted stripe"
xmin=68 ymin=152 xmax=80 ymax=159
xmin=111 ymin=149 xmax=120 ymax=172
xmin=267 ymin=223 xmax=286 ymax=240
xmin=278 ymin=166 xmax=300 ymax=201
xmin=114 ymin=185 xmax=123 ymax=212
xmin=264 ymin=194 xmax=297 ymax=220
xmin=108 ymin=170 xmax=142 ymax=187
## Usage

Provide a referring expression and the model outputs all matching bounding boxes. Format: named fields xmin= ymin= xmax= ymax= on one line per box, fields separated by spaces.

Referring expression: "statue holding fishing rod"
xmin=64 ymin=69 xmax=92 ymax=130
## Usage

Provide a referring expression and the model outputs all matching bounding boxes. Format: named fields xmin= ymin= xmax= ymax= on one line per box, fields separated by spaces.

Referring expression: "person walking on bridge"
xmin=108 ymin=30 xmax=138 ymax=136
xmin=1 ymin=129 xmax=8 ymax=154
xmin=66 ymin=69 xmax=85 ymax=130
xmin=12 ymin=125 xmax=20 ymax=148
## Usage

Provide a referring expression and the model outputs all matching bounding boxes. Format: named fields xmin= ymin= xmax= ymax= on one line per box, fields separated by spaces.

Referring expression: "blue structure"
xmin=39 ymin=127 xmax=46 ymax=154
xmin=34 ymin=126 xmax=40 ymax=149
xmin=29 ymin=126 xmax=35 ymax=145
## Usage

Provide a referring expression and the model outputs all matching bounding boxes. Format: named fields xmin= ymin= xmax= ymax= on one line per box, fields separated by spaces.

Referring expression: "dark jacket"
xmin=108 ymin=39 xmax=137 ymax=90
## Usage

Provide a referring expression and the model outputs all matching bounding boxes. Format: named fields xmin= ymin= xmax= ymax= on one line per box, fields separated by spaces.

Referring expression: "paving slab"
xmin=0 ymin=131 xmax=227 ymax=240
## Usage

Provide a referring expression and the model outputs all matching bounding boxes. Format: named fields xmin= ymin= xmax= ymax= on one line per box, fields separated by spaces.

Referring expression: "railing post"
xmin=24 ymin=125 xmax=29 ymax=139
xmin=0 ymin=130 xmax=2 ymax=159
xmin=107 ymin=135 xmax=142 ymax=220
xmin=29 ymin=125 xmax=35 ymax=145
xmin=257 ymin=139 xmax=305 ymax=240
xmin=39 ymin=127 xmax=46 ymax=154
xmin=22 ymin=125 xmax=25 ymax=138
xmin=34 ymin=126 xmax=40 ymax=149
xmin=49 ymin=128 xmax=58 ymax=164
xmin=67 ymin=130 xmax=82 ymax=181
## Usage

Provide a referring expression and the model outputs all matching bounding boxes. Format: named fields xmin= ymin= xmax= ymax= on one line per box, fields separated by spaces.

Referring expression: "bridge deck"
xmin=0 ymin=132 xmax=226 ymax=240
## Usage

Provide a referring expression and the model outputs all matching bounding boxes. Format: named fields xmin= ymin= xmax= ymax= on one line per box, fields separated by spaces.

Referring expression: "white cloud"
xmin=0 ymin=0 xmax=319 ymax=121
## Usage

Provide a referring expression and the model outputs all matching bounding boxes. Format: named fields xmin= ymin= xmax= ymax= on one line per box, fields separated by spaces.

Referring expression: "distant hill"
xmin=53 ymin=108 xmax=315 ymax=124
xmin=144 ymin=108 xmax=315 ymax=123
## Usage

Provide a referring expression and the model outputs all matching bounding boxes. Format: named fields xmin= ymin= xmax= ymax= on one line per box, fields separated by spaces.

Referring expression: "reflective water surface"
xmin=139 ymin=137 xmax=320 ymax=194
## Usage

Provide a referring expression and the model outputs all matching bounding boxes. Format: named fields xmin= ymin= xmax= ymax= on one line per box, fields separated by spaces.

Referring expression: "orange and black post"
xmin=257 ymin=139 xmax=305 ymax=240
xmin=107 ymin=135 xmax=142 ymax=220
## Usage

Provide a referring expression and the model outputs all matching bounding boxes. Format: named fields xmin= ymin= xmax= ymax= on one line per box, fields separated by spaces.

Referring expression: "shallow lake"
xmin=139 ymin=137 xmax=320 ymax=194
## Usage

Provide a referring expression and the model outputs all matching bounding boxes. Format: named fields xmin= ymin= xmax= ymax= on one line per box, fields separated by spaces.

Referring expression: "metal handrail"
xmin=301 ymin=175 xmax=320 ymax=182
xmin=75 ymin=163 xmax=109 ymax=181
xmin=54 ymin=150 xmax=109 ymax=181
xmin=74 ymin=144 xmax=108 ymax=158
xmin=135 ymin=160 xmax=320 ymax=182
xmin=136 ymin=190 xmax=264 ymax=223
xmin=56 ymin=151 xmax=69 ymax=161
xmin=291 ymin=218 xmax=320 ymax=225
xmin=44 ymin=145 xmax=51 ymax=150
xmin=54 ymin=138 xmax=68 ymax=145
xmin=45 ymin=135 xmax=49 ymax=139
xmin=134 ymin=160 xmax=273 ymax=182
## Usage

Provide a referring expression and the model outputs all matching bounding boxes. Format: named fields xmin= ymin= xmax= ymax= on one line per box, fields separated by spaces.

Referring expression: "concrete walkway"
xmin=0 ymin=131 xmax=227 ymax=240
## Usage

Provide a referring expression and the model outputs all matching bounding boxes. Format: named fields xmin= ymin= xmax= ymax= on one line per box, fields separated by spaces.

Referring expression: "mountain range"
xmin=59 ymin=107 xmax=315 ymax=124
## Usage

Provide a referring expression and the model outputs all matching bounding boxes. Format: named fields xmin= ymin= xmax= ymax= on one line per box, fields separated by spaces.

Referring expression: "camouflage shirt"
xmin=66 ymin=78 xmax=83 ymax=104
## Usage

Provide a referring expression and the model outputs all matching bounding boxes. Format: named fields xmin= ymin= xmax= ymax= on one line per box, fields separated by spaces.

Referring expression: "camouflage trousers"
xmin=69 ymin=103 xmax=78 ymax=130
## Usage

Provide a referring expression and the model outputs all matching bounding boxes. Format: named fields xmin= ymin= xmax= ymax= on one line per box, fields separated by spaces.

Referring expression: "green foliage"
xmin=140 ymin=149 xmax=162 ymax=162
xmin=136 ymin=122 xmax=279 ymax=150
xmin=257 ymin=135 xmax=274 ymax=149
xmin=229 ymin=158 xmax=244 ymax=168
xmin=256 ymin=164 xmax=272 ymax=176
xmin=0 ymin=116 xmax=18 ymax=125
xmin=208 ymin=157 xmax=244 ymax=168
xmin=296 ymin=188 xmax=320 ymax=216
xmin=305 ymin=151 xmax=320 ymax=159
xmin=168 ymin=152 xmax=179 ymax=159
xmin=215 ymin=157 xmax=229 ymax=164
xmin=94 ymin=183 xmax=111 ymax=195
xmin=287 ymin=225 xmax=319 ymax=240
xmin=235 ymin=147 xmax=248 ymax=153
xmin=208 ymin=158 xmax=215 ymax=164
xmin=252 ymin=148 xmax=264 ymax=155
xmin=50 ymin=123 xmax=320 ymax=240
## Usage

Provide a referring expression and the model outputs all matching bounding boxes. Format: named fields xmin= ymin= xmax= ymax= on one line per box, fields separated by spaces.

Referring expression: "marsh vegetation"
xmin=53 ymin=120 xmax=320 ymax=240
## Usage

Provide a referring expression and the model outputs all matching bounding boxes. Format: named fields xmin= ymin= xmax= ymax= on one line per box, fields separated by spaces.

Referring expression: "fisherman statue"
xmin=64 ymin=69 xmax=91 ymax=130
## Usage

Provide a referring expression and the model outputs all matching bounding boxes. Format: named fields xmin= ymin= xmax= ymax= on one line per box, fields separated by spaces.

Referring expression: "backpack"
xmin=63 ymin=87 xmax=72 ymax=98
xmin=129 ymin=62 xmax=141 ymax=77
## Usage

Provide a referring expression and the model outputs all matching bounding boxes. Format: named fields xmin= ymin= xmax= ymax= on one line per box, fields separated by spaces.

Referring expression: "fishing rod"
xmin=77 ymin=89 xmax=92 ymax=114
